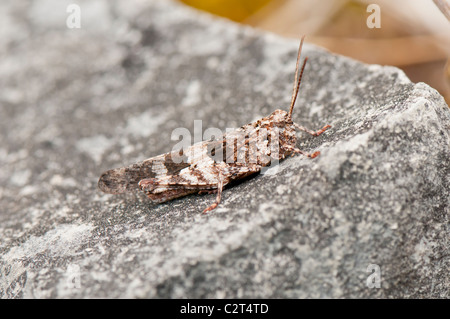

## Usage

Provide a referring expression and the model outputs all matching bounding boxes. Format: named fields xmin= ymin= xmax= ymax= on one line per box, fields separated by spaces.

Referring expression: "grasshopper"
xmin=98 ymin=36 xmax=331 ymax=213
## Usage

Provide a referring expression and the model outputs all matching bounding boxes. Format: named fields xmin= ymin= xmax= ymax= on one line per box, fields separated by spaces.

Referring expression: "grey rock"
xmin=0 ymin=0 xmax=449 ymax=299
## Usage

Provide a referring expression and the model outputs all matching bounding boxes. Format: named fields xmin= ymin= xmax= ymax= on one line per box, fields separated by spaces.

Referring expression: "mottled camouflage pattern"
xmin=98 ymin=37 xmax=331 ymax=212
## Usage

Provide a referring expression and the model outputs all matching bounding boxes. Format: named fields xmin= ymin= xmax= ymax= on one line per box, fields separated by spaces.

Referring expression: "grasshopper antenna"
xmin=288 ymin=36 xmax=308 ymax=121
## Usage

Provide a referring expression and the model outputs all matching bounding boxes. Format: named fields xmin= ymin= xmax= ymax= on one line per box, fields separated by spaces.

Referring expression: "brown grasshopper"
xmin=98 ymin=36 xmax=331 ymax=213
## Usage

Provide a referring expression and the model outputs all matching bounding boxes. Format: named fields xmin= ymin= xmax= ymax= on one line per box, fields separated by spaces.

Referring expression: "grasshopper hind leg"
xmin=139 ymin=171 xmax=227 ymax=212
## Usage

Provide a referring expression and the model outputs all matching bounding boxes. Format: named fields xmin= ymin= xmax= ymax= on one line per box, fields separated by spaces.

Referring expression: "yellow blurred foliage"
xmin=178 ymin=0 xmax=450 ymax=104
xmin=179 ymin=0 xmax=272 ymax=22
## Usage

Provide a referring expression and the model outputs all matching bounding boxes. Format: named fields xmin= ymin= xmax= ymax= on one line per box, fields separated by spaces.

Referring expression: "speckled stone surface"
xmin=0 ymin=0 xmax=449 ymax=298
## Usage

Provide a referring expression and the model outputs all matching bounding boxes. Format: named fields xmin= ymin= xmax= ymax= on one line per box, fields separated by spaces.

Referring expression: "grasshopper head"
xmin=267 ymin=109 xmax=297 ymax=158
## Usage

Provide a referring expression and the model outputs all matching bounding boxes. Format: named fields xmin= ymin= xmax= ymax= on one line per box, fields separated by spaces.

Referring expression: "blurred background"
xmin=179 ymin=0 xmax=450 ymax=105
